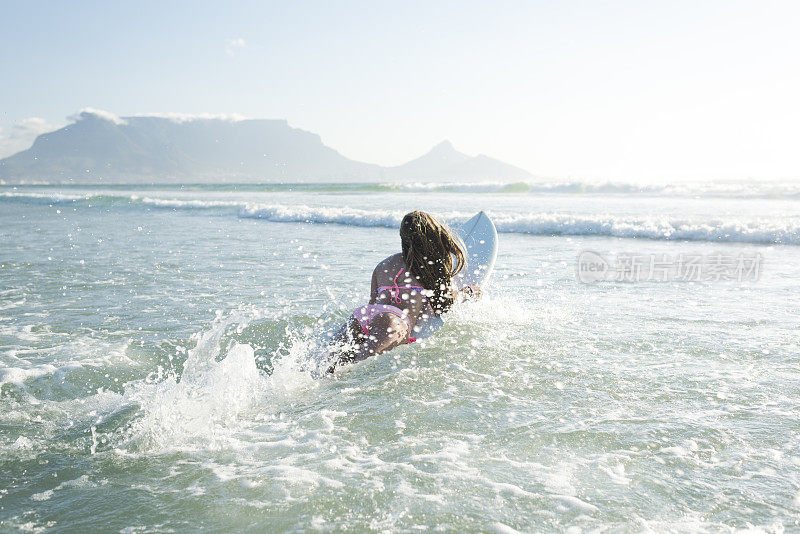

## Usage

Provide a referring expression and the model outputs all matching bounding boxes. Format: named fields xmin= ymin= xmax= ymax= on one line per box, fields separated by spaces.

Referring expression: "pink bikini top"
xmin=377 ymin=268 xmax=427 ymax=305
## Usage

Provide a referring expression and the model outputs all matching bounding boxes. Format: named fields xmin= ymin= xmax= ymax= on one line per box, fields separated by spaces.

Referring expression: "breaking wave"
xmin=2 ymin=191 xmax=798 ymax=245
xmin=239 ymin=205 xmax=800 ymax=245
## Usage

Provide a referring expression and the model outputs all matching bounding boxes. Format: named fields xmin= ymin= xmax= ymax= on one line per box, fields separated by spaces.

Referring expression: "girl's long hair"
xmin=400 ymin=211 xmax=466 ymax=314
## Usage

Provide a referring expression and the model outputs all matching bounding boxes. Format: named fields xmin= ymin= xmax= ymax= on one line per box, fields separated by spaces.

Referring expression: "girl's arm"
xmin=456 ymin=284 xmax=482 ymax=303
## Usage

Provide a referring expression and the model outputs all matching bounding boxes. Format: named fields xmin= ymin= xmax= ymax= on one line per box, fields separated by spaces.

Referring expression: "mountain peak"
xmin=389 ymin=139 xmax=532 ymax=181
xmin=429 ymin=140 xmax=455 ymax=153
xmin=0 ymin=111 xmax=532 ymax=183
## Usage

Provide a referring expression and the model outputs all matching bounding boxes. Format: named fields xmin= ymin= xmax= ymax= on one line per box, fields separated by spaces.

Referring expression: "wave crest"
xmin=2 ymin=191 xmax=798 ymax=245
xmin=238 ymin=205 xmax=800 ymax=245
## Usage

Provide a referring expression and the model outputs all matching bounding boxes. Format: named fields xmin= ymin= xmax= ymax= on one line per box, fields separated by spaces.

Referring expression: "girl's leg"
xmin=326 ymin=316 xmax=367 ymax=373
xmin=330 ymin=316 xmax=361 ymax=346
xmin=327 ymin=314 xmax=408 ymax=373
xmin=348 ymin=313 xmax=407 ymax=363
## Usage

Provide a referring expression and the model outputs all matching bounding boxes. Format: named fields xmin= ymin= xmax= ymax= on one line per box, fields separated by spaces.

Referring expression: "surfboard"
xmin=413 ymin=211 xmax=498 ymax=339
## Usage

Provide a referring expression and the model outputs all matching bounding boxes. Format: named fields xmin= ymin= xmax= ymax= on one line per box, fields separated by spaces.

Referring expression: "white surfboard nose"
xmin=415 ymin=211 xmax=499 ymax=339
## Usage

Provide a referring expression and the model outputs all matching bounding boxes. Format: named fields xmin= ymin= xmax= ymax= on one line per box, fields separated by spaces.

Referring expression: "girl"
xmin=328 ymin=210 xmax=479 ymax=372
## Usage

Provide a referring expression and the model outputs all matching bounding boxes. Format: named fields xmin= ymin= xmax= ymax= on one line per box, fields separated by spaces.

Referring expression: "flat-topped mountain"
xmin=0 ymin=110 xmax=532 ymax=183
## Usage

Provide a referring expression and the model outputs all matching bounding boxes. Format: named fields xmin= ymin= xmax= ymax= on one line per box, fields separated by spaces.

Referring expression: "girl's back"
xmin=371 ymin=253 xmax=432 ymax=332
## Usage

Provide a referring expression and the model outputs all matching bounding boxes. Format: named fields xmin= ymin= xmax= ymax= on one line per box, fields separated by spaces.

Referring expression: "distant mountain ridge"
xmin=391 ymin=140 xmax=530 ymax=181
xmin=0 ymin=110 xmax=532 ymax=183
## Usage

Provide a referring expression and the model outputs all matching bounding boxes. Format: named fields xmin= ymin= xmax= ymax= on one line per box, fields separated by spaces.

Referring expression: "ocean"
xmin=1 ymin=181 xmax=798 ymax=532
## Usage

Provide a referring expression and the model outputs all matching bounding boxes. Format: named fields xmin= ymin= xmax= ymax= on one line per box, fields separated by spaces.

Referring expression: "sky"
xmin=1 ymin=0 xmax=798 ymax=181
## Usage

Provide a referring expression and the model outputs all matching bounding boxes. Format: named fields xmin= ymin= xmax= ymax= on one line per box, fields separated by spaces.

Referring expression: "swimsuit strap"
xmin=388 ymin=268 xmax=404 ymax=304
xmin=376 ymin=268 xmax=428 ymax=304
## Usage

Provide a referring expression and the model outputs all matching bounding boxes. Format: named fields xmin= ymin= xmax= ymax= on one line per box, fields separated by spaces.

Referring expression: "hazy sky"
xmin=1 ymin=0 xmax=798 ymax=181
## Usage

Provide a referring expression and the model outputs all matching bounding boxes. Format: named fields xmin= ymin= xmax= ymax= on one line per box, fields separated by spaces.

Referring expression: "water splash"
xmin=116 ymin=308 xmax=333 ymax=452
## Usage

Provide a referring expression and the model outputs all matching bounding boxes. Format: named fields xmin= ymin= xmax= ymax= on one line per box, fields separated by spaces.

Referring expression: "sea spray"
xmin=117 ymin=308 xmax=337 ymax=452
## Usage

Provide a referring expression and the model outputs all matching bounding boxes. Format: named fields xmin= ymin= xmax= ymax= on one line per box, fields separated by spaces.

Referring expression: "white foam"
xmin=119 ymin=309 xmax=323 ymax=452
xmin=2 ymin=191 xmax=798 ymax=244
xmin=0 ymin=364 xmax=58 ymax=385
xmin=490 ymin=522 xmax=523 ymax=534
xmin=0 ymin=338 xmax=134 ymax=386
xmin=9 ymin=436 xmax=35 ymax=450
xmin=240 ymin=205 xmax=800 ymax=245
xmin=491 ymin=212 xmax=800 ymax=245
xmin=239 ymin=203 xmax=402 ymax=228
xmin=133 ymin=196 xmax=241 ymax=209
xmin=123 ymin=341 xmax=267 ymax=450
xmin=30 ymin=490 xmax=53 ymax=502
xmin=551 ymin=493 xmax=599 ymax=513
xmin=0 ymin=191 xmax=87 ymax=202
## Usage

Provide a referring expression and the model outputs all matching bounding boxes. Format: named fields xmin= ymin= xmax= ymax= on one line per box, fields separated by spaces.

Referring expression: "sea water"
xmin=0 ymin=182 xmax=798 ymax=532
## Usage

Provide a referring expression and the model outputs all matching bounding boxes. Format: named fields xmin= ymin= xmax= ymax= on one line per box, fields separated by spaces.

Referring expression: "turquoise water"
xmin=1 ymin=184 xmax=799 ymax=532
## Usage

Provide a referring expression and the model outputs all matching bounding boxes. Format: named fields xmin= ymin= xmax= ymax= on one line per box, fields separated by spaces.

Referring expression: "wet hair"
xmin=400 ymin=211 xmax=466 ymax=314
